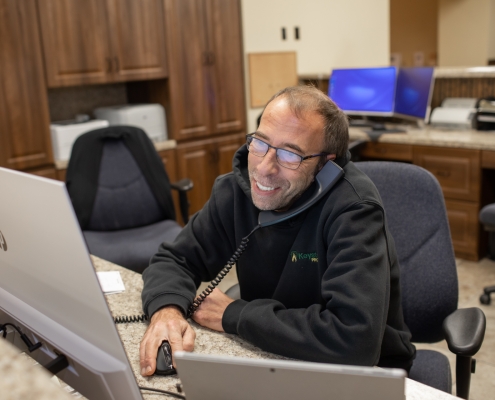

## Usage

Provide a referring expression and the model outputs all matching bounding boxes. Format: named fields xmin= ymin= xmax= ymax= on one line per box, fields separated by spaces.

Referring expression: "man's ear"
xmin=326 ymin=154 xmax=336 ymax=161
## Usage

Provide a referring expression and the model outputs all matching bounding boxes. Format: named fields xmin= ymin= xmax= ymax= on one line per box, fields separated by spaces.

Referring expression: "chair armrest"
xmin=170 ymin=178 xmax=194 ymax=225
xmin=443 ymin=307 xmax=486 ymax=357
xmin=170 ymin=178 xmax=194 ymax=193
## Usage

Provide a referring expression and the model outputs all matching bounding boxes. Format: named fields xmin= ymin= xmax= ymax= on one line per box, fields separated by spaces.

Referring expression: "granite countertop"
xmin=0 ymin=339 xmax=72 ymax=400
xmin=349 ymin=127 xmax=495 ymax=151
xmin=93 ymin=256 xmax=459 ymax=400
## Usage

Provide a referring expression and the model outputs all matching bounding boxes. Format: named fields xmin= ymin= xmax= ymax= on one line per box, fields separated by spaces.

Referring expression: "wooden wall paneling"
xmin=108 ymin=0 xmax=168 ymax=82
xmin=163 ymin=0 xmax=210 ymax=141
xmin=37 ymin=0 xmax=112 ymax=87
xmin=413 ymin=146 xmax=481 ymax=202
xmin=0 ymin=0 xmax=53 ymax=170
xmin=431 ymin=77 xmax=495 ymax=110
xmin=206 ymin=0 xmax=246 ymax=134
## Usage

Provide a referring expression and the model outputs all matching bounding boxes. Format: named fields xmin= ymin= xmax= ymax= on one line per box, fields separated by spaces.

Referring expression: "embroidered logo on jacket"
xmin=290 ymin=251 xmax=318 ymax=263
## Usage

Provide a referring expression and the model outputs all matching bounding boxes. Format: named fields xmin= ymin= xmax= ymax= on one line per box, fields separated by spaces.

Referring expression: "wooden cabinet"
xmin=163 ymin=0 xmax=245 ymax=141
xmin=413 ymin=146 xmax=482 ymax=260
xmin=361 ymin=142 xmax=413 ymax=162
xmin=0 ymin=0 xmax=53 ymax=171
xmin=37 ymin=0 xmax=168 ymax=87
xmin=176 ymin=133 xmax=245 ymax=215
xmin=362 ymin=142 xmax=484 ymax=260
xmin=413 ymin=146 xmax=481 ymax=203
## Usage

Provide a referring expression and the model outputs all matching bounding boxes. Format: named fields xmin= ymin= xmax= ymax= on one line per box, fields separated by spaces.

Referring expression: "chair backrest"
xmin=355 ymin=161 xmax=458 ymax=343
xmin=66 ymin=126 xmax=176 ymax=231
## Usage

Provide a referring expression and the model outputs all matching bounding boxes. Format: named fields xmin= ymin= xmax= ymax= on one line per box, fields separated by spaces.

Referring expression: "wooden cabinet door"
xmin=176 ymin=141 xmax=217 ymax=216
xmin=37 ymin=0 xmax=113 ymax=87
xmin=107 ymin=0 xmax=168 ymax=82
xmin=413 ymin=146 xmax=481 ymax=202
xmin=176 ymin=133 xmax=244 ymax=216
xmin=216 ymin=133 xmax=245 ymax=175
xmin=205 ymin=0 xmax=246 ymax=135
xmin=0 ymin=0 xmax=53 ymax=170
xmin=164 ymin=0 xmax=210 ymax=141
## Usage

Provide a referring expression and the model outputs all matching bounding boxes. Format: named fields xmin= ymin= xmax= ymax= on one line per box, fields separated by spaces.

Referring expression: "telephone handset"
xmin=187 ymin=160 xmax=344 ymax=317
xmin=258 ymin=160 xmax=344 ymax=227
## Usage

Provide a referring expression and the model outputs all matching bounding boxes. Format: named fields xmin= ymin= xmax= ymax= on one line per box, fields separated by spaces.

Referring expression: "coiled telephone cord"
xmin=187 ymin=225 xmax=260 ymax=318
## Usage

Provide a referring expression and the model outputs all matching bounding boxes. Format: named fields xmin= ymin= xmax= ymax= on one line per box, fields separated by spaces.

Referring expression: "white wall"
xmin=241 ymin=0 xmax=390 ymax=132
xmin=438 ymin=0 xmax=495 ymax=66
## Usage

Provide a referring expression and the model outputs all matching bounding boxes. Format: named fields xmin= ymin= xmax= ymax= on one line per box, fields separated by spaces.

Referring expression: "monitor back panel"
xmin=175 ymin=352 xmax=406 ymax=400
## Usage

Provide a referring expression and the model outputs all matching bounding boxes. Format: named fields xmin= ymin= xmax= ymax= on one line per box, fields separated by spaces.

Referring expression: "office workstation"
xmin=1 ymin=0 xmax=495 ymax=399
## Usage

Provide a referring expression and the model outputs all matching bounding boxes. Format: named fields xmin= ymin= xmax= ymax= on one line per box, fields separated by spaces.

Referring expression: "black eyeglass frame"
xmin=246 ymin=133 xmax=328 ymax=170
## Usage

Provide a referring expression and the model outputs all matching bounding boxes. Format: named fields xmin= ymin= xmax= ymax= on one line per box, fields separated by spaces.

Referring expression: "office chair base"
xmin=480 ymin=286 xmax=495 ymax=305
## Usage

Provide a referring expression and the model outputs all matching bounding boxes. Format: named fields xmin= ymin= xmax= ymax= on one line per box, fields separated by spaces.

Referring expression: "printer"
xmin=94 ymin=104 xmax=168 ymax=143
xmin=474 ymin=97 xmax=495 ymax=131
xmin=429 ymin=98 xmax=477 ymax=129
xmin=50 ymin=118 xmax=109 ymax=162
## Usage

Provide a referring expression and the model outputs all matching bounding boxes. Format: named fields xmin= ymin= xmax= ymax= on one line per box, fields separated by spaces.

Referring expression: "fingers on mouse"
xmin=155 ymin=340 xmax=177 ymax=376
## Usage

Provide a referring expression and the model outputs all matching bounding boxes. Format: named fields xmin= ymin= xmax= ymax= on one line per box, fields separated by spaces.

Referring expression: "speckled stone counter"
xmin=349 ymin=127 xmax=495 ymax=151
xmin=0 ymin=338 xmax=71 ymax=400
xmin=93 ymin=256 xmax=460 ymax=400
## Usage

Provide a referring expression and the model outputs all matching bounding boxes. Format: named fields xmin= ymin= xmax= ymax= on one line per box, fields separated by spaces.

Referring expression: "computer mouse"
xmin=155 ymin=340 xmax=177 ymax=376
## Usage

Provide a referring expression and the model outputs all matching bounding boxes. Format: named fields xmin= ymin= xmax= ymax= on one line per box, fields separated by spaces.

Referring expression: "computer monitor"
xmin=328 ymin=67 xmax=397 ymax=116
xmin=394 ymin=67 xmax=435 ymax=120
xmin=0 ymin=168 xmax=142 ymax=400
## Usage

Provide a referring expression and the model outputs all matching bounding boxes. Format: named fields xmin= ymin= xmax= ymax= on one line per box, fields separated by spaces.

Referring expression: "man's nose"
xmin=257 ymin=147 xmax=279 ymax=174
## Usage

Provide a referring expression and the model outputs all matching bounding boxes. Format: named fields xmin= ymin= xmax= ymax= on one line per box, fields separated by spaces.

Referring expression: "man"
xmin=139 ymin=85 xmax=416 ymax=376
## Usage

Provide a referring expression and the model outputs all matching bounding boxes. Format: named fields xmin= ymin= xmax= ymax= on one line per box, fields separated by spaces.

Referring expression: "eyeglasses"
xmin=246 ymin=134 xmax=327 ymax=170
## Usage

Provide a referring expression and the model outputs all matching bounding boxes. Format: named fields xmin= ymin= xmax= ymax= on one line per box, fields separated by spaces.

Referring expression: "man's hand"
xmin=139 ymin=306 xmax=195 ymax=376
xmin=192 ymin=288 xmax=234 ymax=331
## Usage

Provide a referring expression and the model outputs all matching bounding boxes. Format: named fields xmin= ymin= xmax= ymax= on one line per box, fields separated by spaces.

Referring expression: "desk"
xmin=94 ymin=256 xmax=460 ymax=400
xmin=349 ymin=127 xmax=495 ymax=260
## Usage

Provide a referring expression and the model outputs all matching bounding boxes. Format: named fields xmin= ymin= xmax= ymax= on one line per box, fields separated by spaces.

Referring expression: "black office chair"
xmin=66 ymin=125 xmax=192 ymax=273
xmin=347 ymin=139 xmax=367 ymax=161
xmin=479 ymin=204 xmax=495 ymax=305
xmin=355 ymin=161 xmax=485 ymax=399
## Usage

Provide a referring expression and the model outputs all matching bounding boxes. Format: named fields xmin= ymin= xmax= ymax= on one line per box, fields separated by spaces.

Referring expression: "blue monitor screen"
xmin=394 ymin=67 xmax=434 ymax=119
xmin=328 ymin=67 xmax=397 ymax=114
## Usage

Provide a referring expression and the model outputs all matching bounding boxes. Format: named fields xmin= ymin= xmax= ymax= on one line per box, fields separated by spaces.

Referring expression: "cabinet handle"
xmin=202 ymin=52 xmax=209 ymax=66
xmin=114 ymin=57 xmax=120 ymax=72
xmin=209 ymin=52 xmax=215 ymax=65
xmin=106 ymin=57 xmax=113 ymax=73
xmin=436 ymin=170 xmax=451 ymax=177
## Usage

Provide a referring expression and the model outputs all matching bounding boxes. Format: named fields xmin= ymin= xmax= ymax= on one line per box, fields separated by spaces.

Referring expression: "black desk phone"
xmin=115 ymin=160 xmax=344 ymax=376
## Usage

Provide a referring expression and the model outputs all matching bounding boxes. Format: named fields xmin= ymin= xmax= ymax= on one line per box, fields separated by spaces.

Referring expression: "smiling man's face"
xmin=248 ymin=97 xmax=334 ymax=211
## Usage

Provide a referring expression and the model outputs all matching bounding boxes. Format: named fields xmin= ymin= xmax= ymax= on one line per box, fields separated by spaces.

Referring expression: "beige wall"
xmin=241 ymin=0 xmax=390 ymax=132
xmin=390 ymin=0 xmax=438 ymax=67
xmin=438 ymin=0 xmax=495 ymax=66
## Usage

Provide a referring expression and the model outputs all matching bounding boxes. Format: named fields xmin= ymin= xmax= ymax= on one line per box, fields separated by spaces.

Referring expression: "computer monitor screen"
xmin=394 ymin=67 xmax=435 ymax=119
xmin=0 ymin=168 xmax=142 ymax=400
xmin=328 ymin=67 xmax=397 ymax=115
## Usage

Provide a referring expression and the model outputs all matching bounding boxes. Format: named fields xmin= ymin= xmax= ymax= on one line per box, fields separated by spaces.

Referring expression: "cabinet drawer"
xmin=445 ymin=199 xmax=480 ymax=261
xmin=361 ymin=142 xmax=413 ymax=161
xmin=413 ymin=146 xmax=481 ymax=202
